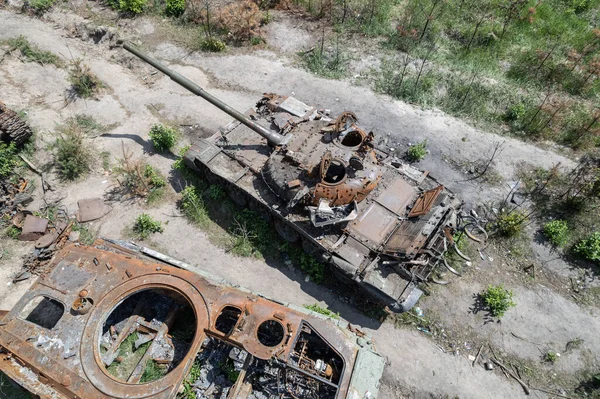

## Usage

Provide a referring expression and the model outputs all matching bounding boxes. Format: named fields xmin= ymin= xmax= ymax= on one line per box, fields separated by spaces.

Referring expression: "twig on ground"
xmin=491 ymin=358 xmax=530 ymax=395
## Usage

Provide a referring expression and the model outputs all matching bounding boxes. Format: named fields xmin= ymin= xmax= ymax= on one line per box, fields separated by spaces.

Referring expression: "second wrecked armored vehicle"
xmin=125 ymin=44 xmax=464 ymax=313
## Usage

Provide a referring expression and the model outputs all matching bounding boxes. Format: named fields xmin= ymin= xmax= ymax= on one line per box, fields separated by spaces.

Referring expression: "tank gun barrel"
xmin=123 ymin=42 xmax=287 ymax=146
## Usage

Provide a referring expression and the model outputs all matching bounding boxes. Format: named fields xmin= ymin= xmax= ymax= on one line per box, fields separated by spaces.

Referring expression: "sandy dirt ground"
xmin=0 ymin=6 xmax=598 ymax=399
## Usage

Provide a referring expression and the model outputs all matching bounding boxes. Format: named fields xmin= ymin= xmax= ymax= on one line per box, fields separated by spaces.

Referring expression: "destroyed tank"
xmin=124 ymin=43 xmax=464 ymax=313
xmin=0 ymin=239 xmax=385 ymax=399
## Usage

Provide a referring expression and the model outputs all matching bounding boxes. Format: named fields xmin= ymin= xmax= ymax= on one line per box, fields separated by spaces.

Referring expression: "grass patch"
xmin=149 ymin=124 xmax=178 ymax=152
xmin=544 ymin=351 xmax=559 ymax=364
xmin=480 ymin=284 xmax=516 ymax=318
xmin=177 ymin=358 xmax=201 ymax=399
xmin=5 ymin=226 xmax=21 ymax=240
xmin=68 ymin=59 xmax=105 ymax=99
xmin=301 ymin=38 xmax=348 ymax=79
xmin=140 ymin=360 xmax=167 ymax=383
xmin=71 ymin=222 xmax=96 ymax=245
xmin=0 ymin=142 xmax=19 ymax=180
xmin=304 ymin=303 xmax=340 ymax=319
xmin=6 ymin=36 xmax=61 ymax=66
xmin=201 ymin=37 xmax=226 ymax=52
xmin=133 ymin=213 xmax=164 ymax=239
xmin=406 ymin=139 xmax=427 ymax=162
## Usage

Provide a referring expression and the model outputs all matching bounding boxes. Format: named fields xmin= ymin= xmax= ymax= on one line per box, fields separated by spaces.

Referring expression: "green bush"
xmin=165 ymin=0 xmax=185 ymax=17
xmin=495 ymin=210 xmax=527 ymax=237
xmin=201 ymin=38 xmax=226 ymax=52
xmin=543 ymin=220 xmax=569 ymax=247
xmin=574 ymin=232 xmax=600 ymax=263
xmin=0 ymin=142 xmax=19 ymax=179
xmin=407 ymin=140 xmax=427 ymax=162
xmin=54 ymin=128 xmax=91 ymax=180
xmin=133 ymin=214 xmax=164 ymax=239
xmin=118 ymin=0 xmax=147 ymax=13
xmin=148 ymin=124 xmax=178 ymax=152
xmin=6 ymin=36 xmax=61 ymax=66
xmin=23 ymin=0 xmax=56 ymax=14
xmin=6 ymin=226 xmax=21 ymax=240
xmin=481 ymin=284 xmax=516 ymax=318
xmin=144 ymin=164 xmax=166 ymax=188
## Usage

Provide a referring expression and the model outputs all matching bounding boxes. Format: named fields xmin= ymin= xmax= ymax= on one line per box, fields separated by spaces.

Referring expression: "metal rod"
xmin=123 ymin=42 xmax=287 ymax=146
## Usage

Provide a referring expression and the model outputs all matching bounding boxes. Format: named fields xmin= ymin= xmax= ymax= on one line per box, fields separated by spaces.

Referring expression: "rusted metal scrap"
xmin=0 ymin=239 xmax=385 ymax=398
xmin=0 ymin=101 xmax=32 ymax=146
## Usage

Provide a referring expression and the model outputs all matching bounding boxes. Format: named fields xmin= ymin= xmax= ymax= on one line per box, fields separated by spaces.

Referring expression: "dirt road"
xmin=0 ymin=8 xmax=596 ymax=398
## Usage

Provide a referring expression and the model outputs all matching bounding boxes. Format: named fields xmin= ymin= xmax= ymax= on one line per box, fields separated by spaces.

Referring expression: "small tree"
xmin=481 ymin=284 xmax=516 ymax=317
xmin=148 ymin=124 xmax=178 ymax=152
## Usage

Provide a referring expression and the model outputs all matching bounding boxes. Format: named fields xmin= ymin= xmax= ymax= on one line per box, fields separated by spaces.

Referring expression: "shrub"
xmin=54 ymin=127 xmax=91 ymax=180
xmin=23 ymin=0 xmax=56 ymax=14
xmin=180 ymin=186 xmax=209 ymax=227
xmin=574 ymin=232 xmax=600 ymax=263
xmin=165 ymin=0 xmax=185 ymax=16
xmin=68 ymin=59 xmax=104 ymax=99
xmin=148 ymin=124 xmax=178 ymax=152
xmin=481 ymin=284 xmax=516 ymax=318
xmin=304 ymin=303 xmax=340 ymax=319
xmin=302 ymin=41 xmax=348 ymax=79
xmin=407 ymin=140 xmax=427 ymax=162
xmin=118 ymin=0 xmax=147 ymax=13
xmin=543 ymin=220 xmax=569 ymax=247
xmin=0 ymin=142 xmax=19 ymax=179
xmin=495 ymin=210 xmax=527 ymax=237
xmin=133 ymin=214 xmax=164 ymax=239
xmin=114 ymin=147 xmax=166 ymax=199
xmin=201 ymin=37 xmax=226 ymax=52
xmin=217 ymin=0 xmax=262 ymax=42
xmin=6 ymin=226 xmax=21 ymax=240
xmin=6 ymin=36 xmax=61 ymax=66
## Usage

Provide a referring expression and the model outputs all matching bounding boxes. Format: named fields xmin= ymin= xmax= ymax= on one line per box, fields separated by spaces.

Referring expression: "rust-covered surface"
xmin=0 ymin=240 xmax=384 ymax=398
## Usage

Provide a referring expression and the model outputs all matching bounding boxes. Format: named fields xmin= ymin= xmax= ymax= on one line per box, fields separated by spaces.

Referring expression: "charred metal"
xmin=0 ymin=239 xmax=384 ymax=398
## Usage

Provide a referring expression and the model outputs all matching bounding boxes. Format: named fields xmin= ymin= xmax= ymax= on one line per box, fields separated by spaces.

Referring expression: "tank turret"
xmin=124 ymin=43 xmax=470 ymax=313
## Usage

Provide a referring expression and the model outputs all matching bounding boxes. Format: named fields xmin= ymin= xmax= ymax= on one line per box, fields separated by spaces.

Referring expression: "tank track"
xmin=0 ymin=101 xmax=32 ymax=146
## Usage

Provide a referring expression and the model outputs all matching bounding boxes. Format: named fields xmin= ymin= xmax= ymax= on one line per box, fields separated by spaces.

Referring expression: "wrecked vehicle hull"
xmin=120 ymin=43 xmax=463 ymax=314
xmin=0 ymin=239 xmax=384 ymax=399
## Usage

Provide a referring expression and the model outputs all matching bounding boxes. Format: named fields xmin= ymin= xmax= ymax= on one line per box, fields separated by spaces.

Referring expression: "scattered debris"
xmin=76 ymin=197 xmax=113 ymax=222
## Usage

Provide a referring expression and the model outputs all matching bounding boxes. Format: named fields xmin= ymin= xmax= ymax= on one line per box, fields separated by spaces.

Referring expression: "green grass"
xmin=71 ymin=222 xmax=96 ymax=245
xmin=544 ymin=351 xmax=559 ymax=364
xmin=6 ymin=36 xmax=61 ymax=66
xmin=68 ymin=59 xmax=105 ymax=99
xmin=5 ymin=226 xmax=21 ymax=240
xmin=177 ymin=359 xmax=201 ymax=399
xmin=133 ymin=214 xmax=164 ymax=239
xmin=140 ymin=360 xmax=168 ymax=383
xmin=0 ymin=142 xmax=19 ymax=180
xmin=304 ymin=303 xmax=340 ymax=319
xmin=22 ymin=0 xmax=56 ymax=14
xmin=301 ymin=40 xmax=348 ymax=79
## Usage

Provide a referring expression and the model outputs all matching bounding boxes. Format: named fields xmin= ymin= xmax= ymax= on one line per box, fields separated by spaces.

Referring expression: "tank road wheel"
xmin=227 ymin=185 xmax=247 ymax=207
xmin=274 ymin=220 xmax=299 ymax=243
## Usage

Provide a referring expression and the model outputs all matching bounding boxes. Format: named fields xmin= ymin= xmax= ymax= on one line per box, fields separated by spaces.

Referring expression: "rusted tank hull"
xmin=0 ymin=240 xmax=384 ymax=398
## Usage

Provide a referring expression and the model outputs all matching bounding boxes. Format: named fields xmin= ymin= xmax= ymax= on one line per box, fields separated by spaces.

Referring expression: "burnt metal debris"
xmin=124 ymin=43 xmax=478 ymax=313
xmin=0 ymin=239 xmax=385 ymax=398
xmin=0 ymin=101 xmax=33 ymax=147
